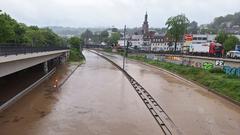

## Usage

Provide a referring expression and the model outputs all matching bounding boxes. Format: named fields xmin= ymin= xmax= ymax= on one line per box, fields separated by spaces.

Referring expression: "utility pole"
xmin=79 ymin=42 xmax=82 ymax=52
xmin=123 ymin=25 xmax=126 ymax=70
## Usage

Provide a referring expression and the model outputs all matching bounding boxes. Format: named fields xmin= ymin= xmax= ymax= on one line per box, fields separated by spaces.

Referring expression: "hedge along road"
xmin=98 ymin=51 xmax=240 ymax=135
xmin=0 ymin=50 xmax=164 ymax=135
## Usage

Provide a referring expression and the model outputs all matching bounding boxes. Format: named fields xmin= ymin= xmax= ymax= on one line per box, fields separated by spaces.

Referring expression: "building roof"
xmin=131 ymin=35 xmax=143 ymax=39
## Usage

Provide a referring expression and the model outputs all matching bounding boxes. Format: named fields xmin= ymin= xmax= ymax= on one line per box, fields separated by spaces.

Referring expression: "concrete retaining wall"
xmin=146 ymin=54 xmax=240 ymax=77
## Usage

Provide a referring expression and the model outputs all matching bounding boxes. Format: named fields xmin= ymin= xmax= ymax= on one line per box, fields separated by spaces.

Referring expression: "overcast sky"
xmin=1 ymin=0 xmax=240 ymax=28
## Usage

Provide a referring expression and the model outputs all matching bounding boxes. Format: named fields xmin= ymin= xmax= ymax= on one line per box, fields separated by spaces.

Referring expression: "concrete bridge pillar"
xmin=59 ymin=53 xmax=68 ymax=64
xmin=65 ymin=52 xmax=69 ymax=60
xmin=43 ymin=61 xmax=48 ymax=73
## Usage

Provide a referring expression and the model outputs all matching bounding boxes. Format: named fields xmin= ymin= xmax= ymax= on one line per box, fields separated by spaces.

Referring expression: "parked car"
xmin=226 ymin=51 xmax=240 ymax=58
xmin=235 ymin=45 xmax=240 ymax=51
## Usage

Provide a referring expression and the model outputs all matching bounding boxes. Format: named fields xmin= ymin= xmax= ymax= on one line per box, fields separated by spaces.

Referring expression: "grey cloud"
xmin=0 ymin=0 xmax=240 ymax=28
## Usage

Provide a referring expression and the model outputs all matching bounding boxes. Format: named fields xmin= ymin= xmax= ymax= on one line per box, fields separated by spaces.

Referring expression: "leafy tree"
xmin=68 ymin=36 xmax=84 ymax=61
xmin=0 ymin=10 xmax=65 ymax=47
xmin=81 ymin=29 xmax=93 ymax=43
xmin=165 ymin=14 xmax=190 ymax=51
xmin=40 ymin=28 xmax=60 ymax=46
xmin=29 ymin=26 xmax=39 ymax=31
xmin=112 ymin=28 xmax=118 ymax=32
xmin=58 ymin=37 xmax=68 ymax=47
xmin=208 ymin=12 xmax=240 ymax=33
xmin=187 ymin=21 xmax=198 ymax=34
xmin=68 ymin=36 xmax=82 ymax=51
xmin=223 ymin=35 xmax=240 ymax=52
xmin=109 ymin=32 xmax=120 ymax=46
xmin=199 ymin=27 xmax=216 ymax=34
xmin=25 ymin=26 xmax=45 ymax=46
xmin=100 ymin=30 xmax=109 ymax=38
xmin=14 ymin=23 xmax=27 ymax=43
xmin=91 ymin=32 xmax=101 ymax=43
xmin=0 ymin=11 xmax=16 ymax=43
xmin=100 ymin=30 xmax=109 ymax=43
xmin=215 ymin=31 xmax=228 ymax=44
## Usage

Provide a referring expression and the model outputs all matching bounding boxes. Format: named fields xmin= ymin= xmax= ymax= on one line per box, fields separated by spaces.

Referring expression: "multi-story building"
xmin=117 ymin=34 xmax=131 ymax=47
xmin=150 ymin=35 xmax=182 ymax=51
xmin=130 ymin=35 xmax=144 ymax=49
xmin=150 ymin=35 xmax=166 ymax=51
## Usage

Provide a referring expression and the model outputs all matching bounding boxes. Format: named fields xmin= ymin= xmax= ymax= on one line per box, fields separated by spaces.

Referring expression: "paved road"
xmin=99 ymin=51 xmax=240 ymax=135
xmin=0 ymin=51 xmax=163 ymax=135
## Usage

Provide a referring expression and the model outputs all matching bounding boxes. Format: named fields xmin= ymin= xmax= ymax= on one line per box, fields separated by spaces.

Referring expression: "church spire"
xmin=145 ymin=12 xmax=148 ymax=22
xmin=142 ymin=11 xmax=149 ymax=35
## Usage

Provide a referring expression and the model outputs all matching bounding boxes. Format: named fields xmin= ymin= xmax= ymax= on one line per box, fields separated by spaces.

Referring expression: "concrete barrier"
xmin=146 ymin=54 xmax=240 ymax=77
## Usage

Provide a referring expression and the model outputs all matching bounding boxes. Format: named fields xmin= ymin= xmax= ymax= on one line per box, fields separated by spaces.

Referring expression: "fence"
xmin=0 ymin=44 xmax=69 ymax=56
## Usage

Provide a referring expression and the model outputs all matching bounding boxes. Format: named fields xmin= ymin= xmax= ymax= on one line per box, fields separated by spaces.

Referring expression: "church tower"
xmin=142 ymin=12 xmax=149 ymax=35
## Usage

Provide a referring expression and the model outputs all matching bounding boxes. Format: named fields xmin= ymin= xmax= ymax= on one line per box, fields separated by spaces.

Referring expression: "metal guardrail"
xmin=84 ymin=44 xmax=240 ymax=59
xmin=83 ymin=44 xmax=223 ymax=57
xmin=83 ymin=44 xmax=111 ymax=49
xmin=0 ymin=45 xmax=69 ymax=56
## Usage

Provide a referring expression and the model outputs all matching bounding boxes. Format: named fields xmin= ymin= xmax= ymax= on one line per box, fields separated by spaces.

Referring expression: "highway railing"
xmin=0 ymin=44 xmax=69 ymax=56
xmin=83 ymin=44 xmax=240 ymax=59
xmin=83 ymin=44 xmax=112 ymax=49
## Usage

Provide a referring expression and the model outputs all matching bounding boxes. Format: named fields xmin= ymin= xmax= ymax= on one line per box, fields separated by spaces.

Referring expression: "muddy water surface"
xmin=101 ymin=51 xmax=240 ymax=135
xmin=0 ymin=51 xmax=163 ymax=135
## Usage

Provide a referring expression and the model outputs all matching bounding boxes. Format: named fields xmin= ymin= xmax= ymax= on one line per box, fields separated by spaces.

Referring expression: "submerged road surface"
xmin=0 ymin=51 xmax=164 ymax=135
xmin=99 ymin=51 xmax=240 ymax=135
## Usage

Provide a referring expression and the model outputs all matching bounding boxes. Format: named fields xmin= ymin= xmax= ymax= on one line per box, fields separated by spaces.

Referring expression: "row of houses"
xmin=117 ymin=12 xmax=183 ymax=51
xmin=118 ymin=34 xmax=220 ymax=52
xmin=118 ymin=33 xmax=183 ymax=51
xmin=117 ymin=12 xmax=240 ymax=52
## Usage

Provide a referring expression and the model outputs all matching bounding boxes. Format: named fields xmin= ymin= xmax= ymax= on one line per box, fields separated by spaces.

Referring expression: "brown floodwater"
xmin=0 ymin=63 xmax=45 ymax=104
xmin=0 ymin=51 xmax=164 ymax=135
xmin=100 ymin=51 xmax=240 ymax=135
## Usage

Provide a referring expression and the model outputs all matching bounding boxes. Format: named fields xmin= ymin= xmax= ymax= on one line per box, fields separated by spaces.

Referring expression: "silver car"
xmin=226 ymin=51 xmax=240 ymax=58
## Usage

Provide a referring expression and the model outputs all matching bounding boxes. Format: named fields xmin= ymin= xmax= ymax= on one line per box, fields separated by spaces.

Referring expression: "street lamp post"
xmin=123 ymin=25 xmax=126 ymax=70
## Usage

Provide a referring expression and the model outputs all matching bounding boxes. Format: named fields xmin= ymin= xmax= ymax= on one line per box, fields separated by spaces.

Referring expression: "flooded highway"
xmin=99 ymin=51 xmax=240 ymax=135
xmin=0 ymin=51 xmax=164 ymax=135
xmin=0 ymin=64 xmax=45 ymax=105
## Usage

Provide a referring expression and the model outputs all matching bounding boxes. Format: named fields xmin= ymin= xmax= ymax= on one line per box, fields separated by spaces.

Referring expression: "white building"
xmin=150 ymin=35 xmax=182 ymax=51
xmin=117 ymin=35 xmax=131 ymax=47
xmin=118 ymin=35 xmax=144 ymax=48
xmin=130 ymin=35 xmax=144 ymax=49
xmin=151 ymin=36 xmax=167 ymax=51
xmin=206 ymin=34 xmax=217 ymax=42
xmin=118 ymin=40 xmax=125 ymax=47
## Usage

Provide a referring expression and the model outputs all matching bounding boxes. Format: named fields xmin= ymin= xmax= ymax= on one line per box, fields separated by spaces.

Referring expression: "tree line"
xmin=184 ymin=12 xmax=240 ymax=34
xmin=0 ymin=10 xmax=66 ymax=47
xmin=80 ymin=28 xmax=120 ymax=46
